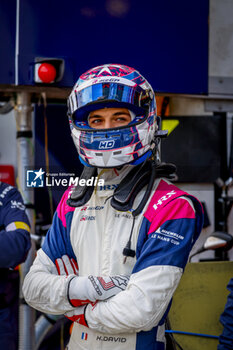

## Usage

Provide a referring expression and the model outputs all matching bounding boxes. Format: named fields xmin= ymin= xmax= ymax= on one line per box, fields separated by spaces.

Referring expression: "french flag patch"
xmin=81 ymin=332 xmax=88 ymax=340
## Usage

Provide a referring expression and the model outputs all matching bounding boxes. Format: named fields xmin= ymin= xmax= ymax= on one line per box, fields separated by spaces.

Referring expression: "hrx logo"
xmin=99 ymin=140 xmax=115 ymax=149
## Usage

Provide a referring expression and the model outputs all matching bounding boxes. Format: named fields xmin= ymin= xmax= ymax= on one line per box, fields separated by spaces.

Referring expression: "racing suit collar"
xmin=96 ymin=165 xmax=133 ymax=198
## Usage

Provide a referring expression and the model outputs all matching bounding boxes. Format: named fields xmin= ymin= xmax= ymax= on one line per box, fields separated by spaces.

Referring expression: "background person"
xmin=23 ymin=64 xmax=203 ymax=350
xmin=0 ymin=181 xmax=31 ymax=350
xmin=218 ymin=277 xmax=233 ymax=350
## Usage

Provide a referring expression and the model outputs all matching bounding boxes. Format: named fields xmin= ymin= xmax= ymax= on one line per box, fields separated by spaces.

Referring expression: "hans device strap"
xmin=66 ymin=167 xmax=97 ymax=207
xmin=66 ymin=161 xmax=176 ymax=212
xmin=111 ymin=161 xmax=176 ymax=213
xmin=67 ymin=160 xmax=177 ymax=261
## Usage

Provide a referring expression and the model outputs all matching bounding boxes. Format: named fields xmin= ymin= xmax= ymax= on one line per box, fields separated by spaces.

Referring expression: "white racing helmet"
xmin=67 ymin=64 xmax=158 ymax=168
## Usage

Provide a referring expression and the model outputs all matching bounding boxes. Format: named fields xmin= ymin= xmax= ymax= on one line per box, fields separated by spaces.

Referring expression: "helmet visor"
xmin=72 ymin=83 xmax=151 ymax=121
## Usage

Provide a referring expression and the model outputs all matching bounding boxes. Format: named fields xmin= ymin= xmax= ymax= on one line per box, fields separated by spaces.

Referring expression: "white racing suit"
xmin=23 ymin=167 xmax=203 ymax=350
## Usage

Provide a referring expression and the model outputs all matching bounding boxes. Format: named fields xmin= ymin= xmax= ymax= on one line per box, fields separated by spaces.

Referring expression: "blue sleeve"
xmin=42 ymin=212 xmax=76 ymax=263
xmin=134 ymin=197 xmax=203 ymax=274
xmin=218 ymin=278 xmax=233 ymax=350
xmin=134 ymin=217 xmax=196 ymax=274
xmin=0 ymin=184 xmax=31 ymax=268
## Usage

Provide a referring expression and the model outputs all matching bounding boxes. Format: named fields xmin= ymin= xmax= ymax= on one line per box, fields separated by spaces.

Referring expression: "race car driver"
xmin=0 ymin=181 xmax=31 ymax=350
xmin=23 ymin=64 xmax=203 ymax=350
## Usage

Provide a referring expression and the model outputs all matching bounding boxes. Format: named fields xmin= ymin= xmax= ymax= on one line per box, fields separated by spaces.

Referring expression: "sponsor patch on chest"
xmin=80 ymin=215 xmax=96 ymax=221
xmin=80 ymin=205 xmax=104 ymax=211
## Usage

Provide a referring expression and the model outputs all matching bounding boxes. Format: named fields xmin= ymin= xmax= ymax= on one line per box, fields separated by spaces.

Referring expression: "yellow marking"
xmin=14 ymin=221 xmax=30 ymax=232
xmin=162 ymin=119 xmax=179 ymax=135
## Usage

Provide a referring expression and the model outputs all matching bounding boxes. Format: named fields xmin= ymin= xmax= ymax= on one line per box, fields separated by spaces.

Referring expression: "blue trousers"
xmin=0 ymin=298 xmax=18 ymax=350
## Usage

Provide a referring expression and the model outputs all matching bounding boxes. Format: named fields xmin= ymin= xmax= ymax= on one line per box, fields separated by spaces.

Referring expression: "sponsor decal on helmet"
xmin=68 ymin=63 xmax=158 ymax=168
xmin=80 ymin=64 xmax=134 ymax=80
xmin=99 ymin=140 xmax=115 ymax=149
xmin=76 ymin=76 xmax=136 ymax=92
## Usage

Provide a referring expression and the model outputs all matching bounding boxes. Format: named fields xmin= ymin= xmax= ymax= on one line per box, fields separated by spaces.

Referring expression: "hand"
xmin=55 ymin=255 xmax=130 ymax=306
xmin=68 ymin=274 xmax=130 ymax=306
xmin=65 ymin=305 xmax=88 ymax=327
xmin=55 ymin=255 xmax=79 ymax=276
xmin=88 ymin=275 xmax=130 ymax=300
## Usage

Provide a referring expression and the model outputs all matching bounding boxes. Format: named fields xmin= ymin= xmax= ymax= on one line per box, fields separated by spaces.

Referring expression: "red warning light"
xmin=34 ymin=58 xmax=64 ymax=84
xmin=38 ymin=63 xmax=57 ymax=83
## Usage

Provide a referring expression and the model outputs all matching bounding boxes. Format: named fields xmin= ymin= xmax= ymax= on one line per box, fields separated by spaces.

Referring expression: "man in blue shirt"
xmin=0 ymin=181 xmax=31 ymax=350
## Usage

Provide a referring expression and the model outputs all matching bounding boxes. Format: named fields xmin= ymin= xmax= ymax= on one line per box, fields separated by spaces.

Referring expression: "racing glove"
xmin=65 ymin=305 xmax=88 ymax=327
xmin=55 ymin=255 xmax=79 ymax=276
xmin=55 ymin=255 xmax=130 ymax=306
xmin=68 ymin=274 xmax=130 ymax=306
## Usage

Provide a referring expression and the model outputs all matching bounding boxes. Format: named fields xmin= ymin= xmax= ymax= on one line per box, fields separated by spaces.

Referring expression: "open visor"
xmin=70 ymin=83 xmax=152 ymax=121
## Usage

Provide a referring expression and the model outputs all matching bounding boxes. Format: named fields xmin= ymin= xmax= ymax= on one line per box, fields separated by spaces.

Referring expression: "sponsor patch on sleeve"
xmin=6 ymin=221 xmax=30 ymax=232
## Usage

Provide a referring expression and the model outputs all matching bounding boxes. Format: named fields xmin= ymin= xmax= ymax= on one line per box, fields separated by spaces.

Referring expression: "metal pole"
xmin=15 ymin=92 xmax=36 ymax=350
